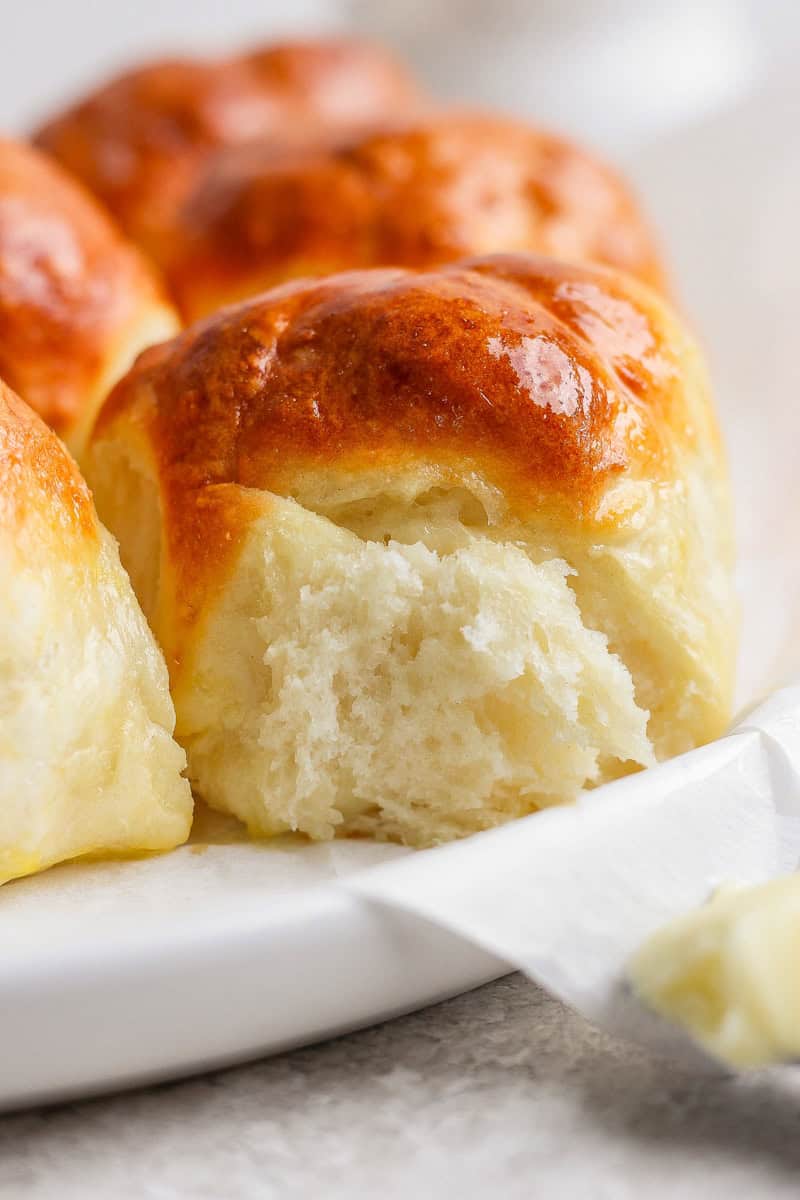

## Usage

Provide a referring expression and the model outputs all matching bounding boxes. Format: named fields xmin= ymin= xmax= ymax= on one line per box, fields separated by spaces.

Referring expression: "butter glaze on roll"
xmin=0 ymin=138 xmax=178 ymax=457
xmin=87 ymin=255 xmax=735 ymax=848
xmin=165 ymin=112 xmax=667 ymax=321
xmin=34 ymin=39 xmax=425 ymax=261
xmin=0 ymin=381 xmax=192 ymax=885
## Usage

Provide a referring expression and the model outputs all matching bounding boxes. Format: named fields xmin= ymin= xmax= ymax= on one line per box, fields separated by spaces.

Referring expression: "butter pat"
xmin=630 ymin=875 xmax=800 ymax=1068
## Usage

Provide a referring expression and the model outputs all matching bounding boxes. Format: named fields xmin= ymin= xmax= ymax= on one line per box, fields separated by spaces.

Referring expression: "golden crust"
xmin=0 ymin=378 xmax=97 ymax=545
xmin=0 ymin=138 xmax=175 ymax=443
xmin=92 ymin=254 xmax=709 ymax=673
xmin=166 ymin=112 xmax=668 ymax=319
xmin=34 ymin=39 xmax=425 ymax=257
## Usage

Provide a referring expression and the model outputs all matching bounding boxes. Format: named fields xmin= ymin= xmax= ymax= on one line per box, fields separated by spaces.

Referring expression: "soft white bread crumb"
xmin=177 ymin=493 xmax=654 ymax=846
xmin=90 ymin=424 xmax=733 ymax=849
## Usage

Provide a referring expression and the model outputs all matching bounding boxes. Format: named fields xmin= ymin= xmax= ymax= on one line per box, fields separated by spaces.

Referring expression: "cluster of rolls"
xmin=0 ymin=36 xmax=736 ymax=880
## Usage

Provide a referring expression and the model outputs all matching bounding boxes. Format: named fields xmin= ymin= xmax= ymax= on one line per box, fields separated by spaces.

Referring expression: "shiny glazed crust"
xmin=92 ymin=253 xmax=723 ymax=674
xmin=165 ymin=112 xmax=667 ymax=319
xmin=0 ymin=379 xmax=97 ymax=547
xmin=0 ymin=138 xmax=177 ymax=449
xmin=34 ymin=39 xmax=426 ymax=257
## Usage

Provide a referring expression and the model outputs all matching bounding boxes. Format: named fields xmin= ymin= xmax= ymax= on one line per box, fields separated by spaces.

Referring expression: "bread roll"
xmin=0 ymin=381 xmax=192 ymax=886
xmin=0 ymin=138 xmax=178 ymax=457
xmin=34 ymin=39 xmax=425 ymax=261
xmin=86 ymin=254 xmax=735 ymax=848
xmin=164 ymin=112 xmax=667 ymax=321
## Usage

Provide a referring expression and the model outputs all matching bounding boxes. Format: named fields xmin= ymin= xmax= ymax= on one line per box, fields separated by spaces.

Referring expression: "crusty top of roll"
xmin=34 ymin=39 xmax=425 ymax=255
xmin=0 ymin=379 xmax=96 ymax=546
xmin=93 ymin=254 xmax=715 ymax=650
xmin=0 ymin=138 xmax=176 ymax=447
xmin=166 ymin=112 xmax=667 ymax=319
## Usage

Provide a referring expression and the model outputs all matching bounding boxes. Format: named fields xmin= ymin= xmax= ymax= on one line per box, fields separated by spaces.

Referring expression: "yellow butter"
xmin=630 ymin=875 xmax=800 ymax=1067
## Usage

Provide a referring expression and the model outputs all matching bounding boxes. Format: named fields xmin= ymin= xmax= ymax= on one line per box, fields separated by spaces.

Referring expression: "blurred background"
xmin=2 ymin=0 xmax=799 ymax=690
xmin=1 ymin=0 xmax=798 ymax=152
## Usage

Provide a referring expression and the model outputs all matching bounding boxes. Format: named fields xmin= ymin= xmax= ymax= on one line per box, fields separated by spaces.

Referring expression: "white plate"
xmin=0 ymin=821 xmax=507 ymax=1110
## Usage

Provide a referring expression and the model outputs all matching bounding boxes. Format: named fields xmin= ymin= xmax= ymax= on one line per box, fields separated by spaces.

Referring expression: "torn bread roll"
xmin=0 ymin=381 xmax=192 ymax=885
xmin=86 ymin=254 xmax=735 ymax=847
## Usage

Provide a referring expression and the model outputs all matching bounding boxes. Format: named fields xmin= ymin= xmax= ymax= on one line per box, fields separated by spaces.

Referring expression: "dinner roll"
xmin=165 ymin=112 xmax=667 ymax=321
xmin=0 ymin=381 xmax=192 ymax=886
xmin=35 ymin=39 xmax=425 ymax=262
xmin=0 ymin=138 xmax=178 ymax=457
xmin=86 ymin=254 xmax=735 ymax=848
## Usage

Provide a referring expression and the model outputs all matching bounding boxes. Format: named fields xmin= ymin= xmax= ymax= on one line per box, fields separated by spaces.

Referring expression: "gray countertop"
xmin=2 ymin=974 xmax=799 ymax=1199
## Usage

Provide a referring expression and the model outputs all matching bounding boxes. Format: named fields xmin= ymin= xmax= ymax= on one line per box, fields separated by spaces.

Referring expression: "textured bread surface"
xmin=0 ymin=381 xmax=192 ymax=885
xmin=0 ymin=138 xmax=177 ymax=456
xmin=88 ymin=254 xmax=736 ymax=847
xmin=167 ymin=112 xmax=667 ymax=321
xmin=35 ymin=38 xmax=425 ymax=261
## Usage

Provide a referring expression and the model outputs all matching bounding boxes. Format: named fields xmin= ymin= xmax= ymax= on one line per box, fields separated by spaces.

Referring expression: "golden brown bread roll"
xmin=86 ymin=254 xmax=735 ymax=847
xmin=0 ymin=137 xmax=178 ymax=456
xmin=164 ymin=112 xmax=667 ymax=321
xmin=34 ymin=39 xmax=425 ymax=261
xmin=0 ymin=380 xmax=192 ymax=885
